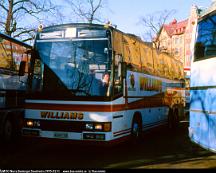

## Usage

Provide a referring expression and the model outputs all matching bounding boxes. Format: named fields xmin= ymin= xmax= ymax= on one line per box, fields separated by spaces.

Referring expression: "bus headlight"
xmin=25 ymin=119 xmax=40 ymax=128
xmin=85 ymin=123 xmax=94 ymax=130
xmin=85 ymin=122 xmax=111 ymax=132
xmin=95 ymin=124 xmax=103 ymax=131
xmin=103 ymin=122 xmax=111 ymax=132
xmin=26 ymin=120 xmax=34 ymax=127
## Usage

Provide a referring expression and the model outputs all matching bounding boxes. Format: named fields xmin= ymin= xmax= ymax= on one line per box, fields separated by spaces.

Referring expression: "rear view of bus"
xmin=189 ymin=4 xmax=216 ymax=152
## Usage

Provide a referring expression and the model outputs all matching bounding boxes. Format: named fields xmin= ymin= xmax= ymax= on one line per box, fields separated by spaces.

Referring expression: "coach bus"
xmin=189 ymin=2 xmax=216 ymax=152
xmin=0 ymin=32 xmax=32 ymax=142
xmin=22 ymin=23 xmax=185 ymax=144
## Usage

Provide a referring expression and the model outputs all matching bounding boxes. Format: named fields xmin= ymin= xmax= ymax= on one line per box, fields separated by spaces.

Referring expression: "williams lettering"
xmin=40 ymin=111 xmax=84 ymax=120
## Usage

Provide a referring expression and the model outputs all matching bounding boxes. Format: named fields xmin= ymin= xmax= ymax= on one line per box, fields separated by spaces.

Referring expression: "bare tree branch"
xmin=65 ymin=0 xmax=106 ymax=24
xmin=13 ymin=28 xmax=35 ymax=37
xmin=13 ymin=0 xmax=28 ymax=6
xmin=0 ymin=3 xmax=8 ymax=12
xmin=0 ymin=0 xmax=63 ymax=42
xmin=139 ymin=9 xmax=176 ymax=50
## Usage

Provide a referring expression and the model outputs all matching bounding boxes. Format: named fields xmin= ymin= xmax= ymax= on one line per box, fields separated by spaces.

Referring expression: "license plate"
xmin=54 ymin=132 xmax=68 ymax=139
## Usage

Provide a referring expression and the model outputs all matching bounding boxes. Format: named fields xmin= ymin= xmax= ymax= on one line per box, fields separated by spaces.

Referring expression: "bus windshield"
xmin=36 ymin=39 xmax=112 ymax=97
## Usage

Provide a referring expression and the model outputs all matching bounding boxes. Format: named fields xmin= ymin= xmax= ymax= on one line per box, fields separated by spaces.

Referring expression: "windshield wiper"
xmin=70 ymin=89 xmax=90 ymax=96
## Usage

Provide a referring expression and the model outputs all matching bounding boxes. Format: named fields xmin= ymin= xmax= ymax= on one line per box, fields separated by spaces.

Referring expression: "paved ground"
xmin=0 ymin=120 xmax=215 ymax=170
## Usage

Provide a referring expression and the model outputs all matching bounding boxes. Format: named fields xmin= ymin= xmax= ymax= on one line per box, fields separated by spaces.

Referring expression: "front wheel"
xmin=131 ymin=117 xmax=142 ymax=144
xmin=168 ymin=107 xmax=179 ymax=130
xmin=3 ymin=118 xmax=14 ymax=142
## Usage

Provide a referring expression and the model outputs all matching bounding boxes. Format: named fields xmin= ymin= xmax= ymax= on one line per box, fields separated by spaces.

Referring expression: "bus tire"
xmin=168 ymin=108 xmax=175 ymax=130
xmin=174 ymin=107 xmax=180 ymax=126
xmin=168 ymin=107 xmax=179 ymax=130
xmin=3 ymin=117 xmax=14 ymax=142
xmin=131 ymin=114 xmax=142 ymax=144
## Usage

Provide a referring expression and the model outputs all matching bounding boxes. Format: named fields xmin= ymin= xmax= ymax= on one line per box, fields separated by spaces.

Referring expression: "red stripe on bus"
xmin=25 ymin=103 xmax=125 ymax=112
xmin=25 ymin=97 xmax=166 ymax=112
xmin=113 ymin=128 xmax=131 ymax=137
xmin=184 ymin=68 xmax=190 ymax=71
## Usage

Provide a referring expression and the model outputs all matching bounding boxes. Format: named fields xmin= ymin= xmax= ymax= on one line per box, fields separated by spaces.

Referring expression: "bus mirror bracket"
xmin=118 ymin=62 xmax=127 ymax=79
xmin=18 ymin=61 xmax=26 ymax=76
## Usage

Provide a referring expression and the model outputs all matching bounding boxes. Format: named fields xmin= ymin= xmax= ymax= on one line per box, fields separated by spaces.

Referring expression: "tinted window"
xmin=194 ymin=14 xmax=216 ymax=61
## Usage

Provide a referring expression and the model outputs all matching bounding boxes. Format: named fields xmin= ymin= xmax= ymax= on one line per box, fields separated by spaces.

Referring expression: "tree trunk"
xmin=5 ymin=0 xmax=14 ymax=36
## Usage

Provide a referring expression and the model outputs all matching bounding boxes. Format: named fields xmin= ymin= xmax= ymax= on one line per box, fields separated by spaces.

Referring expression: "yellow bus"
xmin=0 ymin=32 xmax=32 ymax=142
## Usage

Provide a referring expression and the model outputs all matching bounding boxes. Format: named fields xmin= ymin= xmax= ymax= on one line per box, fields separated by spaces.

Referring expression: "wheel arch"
xmin=0 ymin=109 xmax=24 ymax=141
xmin=132 ymin=111 xmax=143 ymax=128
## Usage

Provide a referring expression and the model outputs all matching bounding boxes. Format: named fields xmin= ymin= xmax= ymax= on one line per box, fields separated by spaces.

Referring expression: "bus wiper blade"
xmin=70 ymin=89 xmax=90 ymax=96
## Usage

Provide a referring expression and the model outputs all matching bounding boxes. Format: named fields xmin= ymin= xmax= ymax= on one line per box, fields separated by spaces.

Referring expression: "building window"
xmin=179 ymin=37 xmax=182 ymax=44
xmin=175 ymin=38 xmax=179 ymax=44
xmin=180 ymin=47 xmax=183 ymax=56
xmin=175 ymin=48 xmax=179 ymax=55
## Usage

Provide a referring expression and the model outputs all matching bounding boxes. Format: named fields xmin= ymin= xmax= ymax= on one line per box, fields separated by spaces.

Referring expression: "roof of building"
xmin=163 ymin=19 xmax=188 ymax=37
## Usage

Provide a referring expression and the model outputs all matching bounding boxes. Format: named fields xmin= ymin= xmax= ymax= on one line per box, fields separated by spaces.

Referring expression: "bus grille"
xmin=40 ymin=120 xmax=85 ymax=132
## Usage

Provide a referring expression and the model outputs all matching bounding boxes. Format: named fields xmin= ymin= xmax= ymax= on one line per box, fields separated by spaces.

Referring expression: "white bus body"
xmin=22 ymin=23 xmax=185 ymax=144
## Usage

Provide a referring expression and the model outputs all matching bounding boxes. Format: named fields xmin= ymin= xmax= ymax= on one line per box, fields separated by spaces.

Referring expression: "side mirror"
xmin=118 ymin=62 xmax=127 ymax=79
xmin=19 ymin=61 xmax=26 ymax=76
xmin=104 ymin=48 xmax=108 ymax=54
xmin=194 ymin=42 xmax=205 ymax=59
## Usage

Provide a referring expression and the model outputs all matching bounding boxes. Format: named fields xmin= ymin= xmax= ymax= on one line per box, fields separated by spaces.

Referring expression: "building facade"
xmin=155 ymin=5 xmax=200 ymax=78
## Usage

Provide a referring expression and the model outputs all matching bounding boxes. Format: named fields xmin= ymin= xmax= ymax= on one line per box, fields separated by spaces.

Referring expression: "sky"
xmin=103 ymin=0 xmax=212 ymax=37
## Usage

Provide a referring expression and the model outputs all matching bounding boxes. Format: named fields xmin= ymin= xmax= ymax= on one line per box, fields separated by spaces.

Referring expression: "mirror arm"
xmin=18 ymin=61 xmax=26 ymax=76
